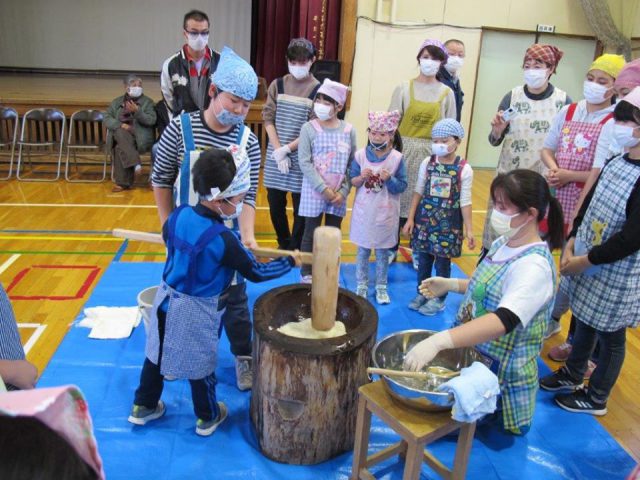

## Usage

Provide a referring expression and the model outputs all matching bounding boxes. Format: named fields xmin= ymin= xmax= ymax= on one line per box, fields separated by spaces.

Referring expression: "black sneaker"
xmin=555 ymin=389 xmax=607 ymax=416
xmin=539 ymin=366 xmax=583 ymax=392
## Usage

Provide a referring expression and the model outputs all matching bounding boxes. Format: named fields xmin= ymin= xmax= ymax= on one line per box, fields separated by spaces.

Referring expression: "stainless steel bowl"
xmin=371 ymin=329 xmax=482 ymax=412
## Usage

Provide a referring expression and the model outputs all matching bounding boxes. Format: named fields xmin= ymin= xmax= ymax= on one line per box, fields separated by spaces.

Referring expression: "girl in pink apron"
xmin=350 ymin=111 xmax=407 ymax=304
xmin=540 ymin=54 xmax=625 ymax=361
xmin=298 ymin=79 xmax=355 ymax=282
xmin=403 ymin=119 xmax=475 ymax=316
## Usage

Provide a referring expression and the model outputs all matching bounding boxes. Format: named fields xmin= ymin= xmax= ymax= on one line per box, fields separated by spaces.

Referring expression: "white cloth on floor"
xmin=437 ymin=361 xmax=500 ymax=423
xmin=77 ymin=306 xmax=140 ymax=339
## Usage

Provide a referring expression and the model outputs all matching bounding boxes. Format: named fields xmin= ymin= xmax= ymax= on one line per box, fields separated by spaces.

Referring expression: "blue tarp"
xmin=38 ymin=261 xmax=636 ymax=479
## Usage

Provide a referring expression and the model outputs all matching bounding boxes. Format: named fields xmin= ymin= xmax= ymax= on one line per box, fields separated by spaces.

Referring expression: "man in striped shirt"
xmin=151 ymin=47 xmax=261 ymax=391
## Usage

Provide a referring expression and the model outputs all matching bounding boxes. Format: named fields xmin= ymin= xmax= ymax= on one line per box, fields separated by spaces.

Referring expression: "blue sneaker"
xmin=408 ymin=294 xmax=427 ymax=310
xmin=128 ymin=400 xmax=166 ymax=426
xmin=418 ymin=298 xmax=445 ymax=316
xmin=196 ymin=402 xmax=228 ymax=436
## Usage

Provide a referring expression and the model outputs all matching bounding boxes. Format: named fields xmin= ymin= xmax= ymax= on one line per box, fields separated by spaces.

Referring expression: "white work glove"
xmin=419 ymin=277 xmax=460 ymax=299
xmin=273 ymin=145 xmax=291 ymax=174
xmin=403 ymin=330 xmax=454 ymax=371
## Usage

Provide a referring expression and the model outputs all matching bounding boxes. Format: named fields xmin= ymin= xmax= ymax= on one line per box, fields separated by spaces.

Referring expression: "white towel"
xmin=437 ymin=361 xmax=500 ymax=423
xmin=77 ymin=306 xmax=141 ymax=339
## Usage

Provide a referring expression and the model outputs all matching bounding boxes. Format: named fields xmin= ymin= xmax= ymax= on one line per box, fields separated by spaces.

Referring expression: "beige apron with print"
xmin=482 ymin=86 xmax=567 ymax=249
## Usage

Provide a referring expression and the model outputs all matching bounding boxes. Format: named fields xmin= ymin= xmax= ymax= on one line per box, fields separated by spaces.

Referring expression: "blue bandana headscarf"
xmin=211 ymin=46 xmax=258 ymax=101
xmin=431 ymin=118 xmax=465 ymax=139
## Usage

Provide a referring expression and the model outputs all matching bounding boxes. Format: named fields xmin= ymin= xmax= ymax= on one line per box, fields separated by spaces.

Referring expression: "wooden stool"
xmin=351 ymin=381 xmax=475 ymax=480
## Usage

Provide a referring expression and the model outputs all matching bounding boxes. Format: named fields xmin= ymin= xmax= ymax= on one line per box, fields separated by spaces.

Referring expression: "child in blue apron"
xmin=350 ymin=110 xmax=407 ymax=304
xmin=404 ymin=169 xmax=564 ymax=435
xmin=298 ymin=78 xmax=356 ymax=282
xmin=128 ymin=149 xmax=301 ymax=436
xmin=540 ymin=88 xmax=640 ymax=417
xmin=403 ymin=118 xmax=475 ymax=316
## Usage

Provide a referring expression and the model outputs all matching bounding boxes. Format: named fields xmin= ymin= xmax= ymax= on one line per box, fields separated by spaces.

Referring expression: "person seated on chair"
xmin=0 ymin=283 xmax=37 ymax=392
xmin=105 ymin=74 xmax=157 ymax=192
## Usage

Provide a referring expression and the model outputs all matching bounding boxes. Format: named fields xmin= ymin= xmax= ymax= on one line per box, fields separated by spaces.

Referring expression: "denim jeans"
xmin=355 ymin=247 xmax=389 ymax=287
xmin=417 ymin=252 xmax=451 ymax=300
xmin=565 ymin=315 xmax=626 ymax=404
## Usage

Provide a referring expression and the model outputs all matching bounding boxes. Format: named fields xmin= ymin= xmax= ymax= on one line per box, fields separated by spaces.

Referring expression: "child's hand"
xmin=322 ymin=188 xmax=336 ymax=202
xmin=419 ymin=277 xmax=458 ymax=298
xmin=290 ymin=249 xmax=303 ymax=267
xmin=330 ymin=192 xmax=345 ymax=206
xmin=466 ymin=233 xmax=475 ymax=250
xmin=402 ymin=219 xmax=414 ymax=236
xmin=361 ymin=168 xmax=373 ymax=179
xmin=379 ymin=169 xmax=391 ymax=182
xmin=560 ymin=255 xmax=591 ymax=276
xmin=561 ymin=238 xmax=576 ymax=269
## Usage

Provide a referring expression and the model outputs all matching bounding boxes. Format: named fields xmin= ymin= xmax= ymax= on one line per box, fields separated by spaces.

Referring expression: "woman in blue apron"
xmin=404 ymin=169 xmax=564 ymax=435
xmin=128 ymin=149 xmax=300 ymax=437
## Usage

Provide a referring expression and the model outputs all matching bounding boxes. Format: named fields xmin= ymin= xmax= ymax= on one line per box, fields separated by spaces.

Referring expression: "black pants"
xmin=133 ymin=308 xmax=220 ymax=421
xmin=219 ymin=282 xmax=251 ymax=357
xmin=565 ymin=315 xmax=626 ymax=404
xmin=300 ymin=213 xmax=343 ymax=276
xmin=266 ymin=188 xmax=304 ymax=250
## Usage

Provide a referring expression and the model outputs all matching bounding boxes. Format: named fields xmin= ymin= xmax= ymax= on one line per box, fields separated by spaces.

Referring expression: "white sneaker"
xmin=300 ymin=274 xmax=312 ymax=284
xmin=375 ymin=286 xmax=390 ymax=305
xmin=235 ymin=355 xmax=252 ymax=391
xmin=355 ymin=283 xmax=368 ymax=298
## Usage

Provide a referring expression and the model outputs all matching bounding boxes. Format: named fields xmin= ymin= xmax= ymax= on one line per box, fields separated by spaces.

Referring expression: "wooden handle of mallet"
xmin=311 ymin=226 xmax=342 ymax=331
xmin=112 ymin=228 xmax=313 ymax=263
xmin=367 ymin=367 xmax=428 ymax=379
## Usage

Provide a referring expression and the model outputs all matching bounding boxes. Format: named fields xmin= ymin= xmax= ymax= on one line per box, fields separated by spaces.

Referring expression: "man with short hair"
xmin=437 ymin=39 xmax=466 ymax=121
xmin=160 ymin=9 xmax=220 ymax=119
xmin=152 ymin=47 xmax=260 ymax=391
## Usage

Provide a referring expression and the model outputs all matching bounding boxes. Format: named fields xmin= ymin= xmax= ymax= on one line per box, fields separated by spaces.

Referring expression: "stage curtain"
xmin=254 ymin=0 xmax=342 ymax=84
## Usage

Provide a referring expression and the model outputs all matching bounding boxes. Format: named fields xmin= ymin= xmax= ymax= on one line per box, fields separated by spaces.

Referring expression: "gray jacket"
xmin=104 ymin=94 xmax=156 ymax=153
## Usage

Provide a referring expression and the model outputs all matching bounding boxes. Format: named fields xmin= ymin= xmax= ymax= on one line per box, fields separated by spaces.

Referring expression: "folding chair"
xmin=65 ymin=109 xmax=107 ymax=182
xmin=0 ymin=107 xmax=19 ymax=180
xmin=16 ymin=108 xmax=66 ymax=181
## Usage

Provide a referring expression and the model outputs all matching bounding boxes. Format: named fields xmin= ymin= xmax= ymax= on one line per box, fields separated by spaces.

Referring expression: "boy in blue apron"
xmin=404 ymin=170 xmax=564 ymax=435
xmin=129 ymin=149 xmax=301 ymax=436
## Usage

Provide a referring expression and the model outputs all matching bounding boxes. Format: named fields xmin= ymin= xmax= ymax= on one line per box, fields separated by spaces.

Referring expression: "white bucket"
xmin=137 ymin=286 xmax=158 ymax=334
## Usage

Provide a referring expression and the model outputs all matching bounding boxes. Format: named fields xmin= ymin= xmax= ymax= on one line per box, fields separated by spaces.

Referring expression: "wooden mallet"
xmin=111 ymin=228 xmax=313 ymax=263
xmin=310 ymin=226 xmax=342 ymax=332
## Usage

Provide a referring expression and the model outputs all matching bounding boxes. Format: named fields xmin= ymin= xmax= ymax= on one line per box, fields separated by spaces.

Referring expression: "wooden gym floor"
xmin=1 ymin=160 xmax=639 ymax=462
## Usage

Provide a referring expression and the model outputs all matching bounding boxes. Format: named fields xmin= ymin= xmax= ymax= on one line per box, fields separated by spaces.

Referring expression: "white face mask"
xmin=219 ymin=200 xmax=243 ymax=220
xmin=444 ymin=55 xmax=464 ymax=74
xmin=288 ymin=63 xmax=311 ymax=80
xmin=187 ymin=33 xmax=208 ymax=52
xmin=432 ymin=142 xmax=450 ymax=157
xmin=523 ymin=69 xmax=548 ymax=89
xmin=419 ymin=59 xmax=441 ymax=77
xmin=583 ymin=80 xmax=609 ymax=105
xmin=313 ymin=102 xmax=333 ymax=121
xmin=490 ymin=209 xmax=527 ymax=239
xmin=127 ymin=86 xmax=143 ymax=98
xmin=613 ymin=124 xmax=640 ymax=148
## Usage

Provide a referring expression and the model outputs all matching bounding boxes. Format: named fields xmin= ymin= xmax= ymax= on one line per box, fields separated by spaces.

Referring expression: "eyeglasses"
xmin=185 ymin=30 xmax=209 ymax=38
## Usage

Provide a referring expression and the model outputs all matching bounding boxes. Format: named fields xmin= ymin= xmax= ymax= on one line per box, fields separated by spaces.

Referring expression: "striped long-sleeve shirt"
xmin=151 ymin=111 xmax=261 ymax=208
